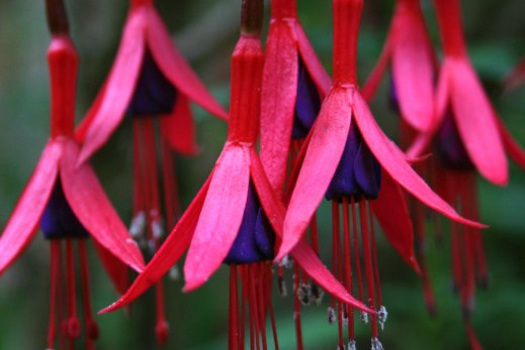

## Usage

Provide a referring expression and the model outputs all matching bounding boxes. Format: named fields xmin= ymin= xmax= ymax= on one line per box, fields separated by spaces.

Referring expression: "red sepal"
xmin=160 ymin=94 xmax=199 ymax=155
xmin=448 ymin=60 xmax=508 ymax=185
xmin=495 ymin=115 xmax=525 ymax=170
xmin=390 ymin=1 xmax=434 ymax=132
xmin=280 ymin=88 xmax=353 ymax=260
xmin=260 ymin=20 xmax=299 ymax=191
xmin=78 ymin=11 xmax=146 ymax=164
xmin=183 ymin=144 xmax=251 ymax=291
xmin=0 ymin=140 xmax=62 ymax=274
xmin=371 ymin=171 xmax=420 ymax=273
xmin=60 ymin=140 xmax=145 ymax=273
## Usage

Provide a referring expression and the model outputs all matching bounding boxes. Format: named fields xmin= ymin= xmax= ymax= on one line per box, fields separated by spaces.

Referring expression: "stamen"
xmin=169 ymin=265 xmax=180 ymax=281
xmin=342 ymin=197 xmax=355 ymax=339
xmin=65 ymin=239 xmax=80 ymax=339
xmin=229 ymin=266 xmax=239 ymax=350
xmin=78 ymin=241 xmax=99 ymax=341
xmin=263 ymin=265 xmax=279 ymax=350
xmin=129 ymin=211 xmax=147 ymax=239
xmin=47 ymin=241 xmax=61 ymax=350
xmin=350 ymin=199 xmax=366 ymax=323
xmin=359 ymin=200 xmax=378 ymax=337
xmin=132 ymin=119 xmax=146 ymax=240
xmin=371 ymin=337 xmax=384 ymax=350
xmin=279 ymin=255 xmax=294 ymax=269
xmin=254 ymin=265 xmax=268 ymax=350
xmin=378 ymin=306 xmax=388 ymax=331
xmin=347 ymin=339 xmax=357 ymax=350
xmin=161 ymin=138 xmax=181 ymax=229
xmin=297 ymin=283 xmax=312 ymax=306
xmin=155 ymin=281 xmax=169 ymax=345
xmin=327 ymin=307 xmax=336 ymax=325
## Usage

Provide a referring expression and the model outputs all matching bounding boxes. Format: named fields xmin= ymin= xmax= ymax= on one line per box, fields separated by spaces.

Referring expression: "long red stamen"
xmin=359 ymin=200 xmax=378 ymax=337
xmin=239 ymin=267 xmax=246 ymax=350
xmin=65 ymin=238 xmax=80 ymax=340
xmin=161 ymin=137 xmax=181 ymax=229
xmin=78 ymin=240 xmax=99 ymax=348
xmin=255 ymin=265 xmax=268 ymax=350
xmin=47 ymin=241 xmax=61 ymax=349
xmin=132 ymin=119 xmax=145 ymax=220
xmin=351 ymin=199 xmax=365 ymax=306
xmin=56 ymin=241 xmax=66 ymax=350
xmin=342 ymin=198 xmax=355 ymax=340
xmin=229 ymin=266 xmax=240 ymax=350
xmin=369 ymin=203 xmax=382 ymax=308
xmin=264 ymin=266 xmax=279 ymax=350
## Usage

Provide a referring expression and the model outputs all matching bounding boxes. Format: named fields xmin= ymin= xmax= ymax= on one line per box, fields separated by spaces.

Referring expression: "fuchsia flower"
xmin=280 ymin=0 xmax=483 ymax=348
xmin=102 ymin=3 xmax=374 ymax=348
xmin=0 ymin=5 xmax=144 ymax=349
xmin=260 ymin=0 xmax=331 ymax=192
xmin=75 ymin=0 xmax=228 ymax=343
xmin=403 ymin=1 xmax=525 ymax=347
xmin=76 ymin=0 xmax=227 ymax=160
xmin=362 ymin=0 xmax=436 ymax=133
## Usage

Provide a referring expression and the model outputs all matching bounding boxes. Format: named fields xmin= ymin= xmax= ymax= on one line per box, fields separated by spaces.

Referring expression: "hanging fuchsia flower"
xmin=260 ymin=0 xmax=331 ymax=193
xmin=76 ymin=0 xmax=227 ymax=160
xmin=102 ymin=3 xmax=374 ymax=348
xmin=0 ymin=4 xmax=144 ymax=349
xmin=75 ymin=0 xmax=228 ymax=343
xmin=280 ymin=0 xmax=483 ymax=348
xmin=402 ymin=1 xmax=525 ymax=347
xmin=362 ymin=0 xmax=436 ymax=133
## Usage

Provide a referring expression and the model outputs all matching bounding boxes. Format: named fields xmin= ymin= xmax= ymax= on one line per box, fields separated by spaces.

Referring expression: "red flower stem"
xmin=342 ymin=198 xmax=355 ymax=340
xmin=47 ymin=241 xmax=61 ymax=349
xmin=229 ymin=266 xmax=240 ymax=350
xmin=369 ymin=203 xmax=382 ymax=308
xmin=161 ymin=138 xmax=181 ymax=228
xmin=358 ymin=200 xmax=378 ymax=337
xmin=48 ymin=37 xmax=78 ymax=138
xmin=332 ymin=0 xmax=362 ymax=85
xmin=433 ymin=0 xmax=467 ymax=57
xmin=351 ymin=199 xmax=365 ymax=304
xmin=78 ymin=240 xmax=98 ymax=343
xmin=271 ymin=0 xmax=297 ymax=19
xmin=45 ymin=0 xmax=69 ymax=35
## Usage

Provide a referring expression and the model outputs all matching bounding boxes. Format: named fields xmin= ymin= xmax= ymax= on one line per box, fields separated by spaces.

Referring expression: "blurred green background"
xmin=0 ymin=0 xmax=524 ymax=349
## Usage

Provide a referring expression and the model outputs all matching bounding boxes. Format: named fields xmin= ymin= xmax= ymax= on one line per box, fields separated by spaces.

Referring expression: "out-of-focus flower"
xmin=281 ymin=0 xmax=483 ymax=348
xmin=102 ymin=4 xmax=373 ymax=347
xmin=362 ymin=0 xmax=436 ymax=133
xmin=74 ymin=0 xmax=228 ymax=343
xmin=0 ymin=5 xmax=144 ymax=348
xmin=404 ymin=0 xmax=525 ymax=347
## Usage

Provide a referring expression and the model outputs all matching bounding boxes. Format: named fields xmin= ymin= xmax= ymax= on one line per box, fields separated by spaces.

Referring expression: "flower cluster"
xmin=0 ymin=0 xmax=523 ymax=349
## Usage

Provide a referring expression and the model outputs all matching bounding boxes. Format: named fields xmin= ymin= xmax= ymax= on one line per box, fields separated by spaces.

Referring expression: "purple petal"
xmin=127 ymin=50 xmax=177 ymax=117
xmin=292 ymin=60 xmax=321 ymax=139
xmin=434 ymin=112 xmax=473 ymax=170
xmin=41 ymin=181 xmax=89 ymax=239
xmin=224 ymin=185 xmax=275 ymax=264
